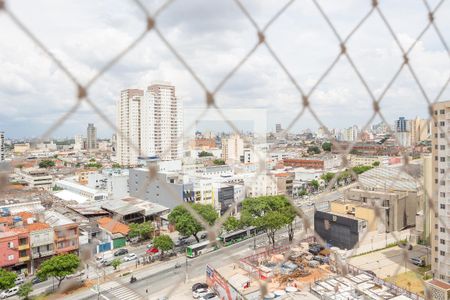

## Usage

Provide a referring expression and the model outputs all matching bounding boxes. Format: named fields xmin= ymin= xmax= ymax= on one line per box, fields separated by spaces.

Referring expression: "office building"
xmin=430 ymin=101 xmax=450 ymax=283
xmin=395 ymin=117 xmax=408 ymax=132
xmin=275 ymin=123 xmax=282 ymax=133
xmin=86 ymin=123 xmax=97 ymax=150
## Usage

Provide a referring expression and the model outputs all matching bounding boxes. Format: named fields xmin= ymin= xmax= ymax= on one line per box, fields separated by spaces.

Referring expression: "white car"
xmin=14 ymin=276 xmax=25 ymax=285
xmin=0 ymin=286 xmax=19 ymax=299
xmin=193 ymin=288 xmax=210 ymax=299
xmin=200 ymin=293 xmax=219 ymax=300
xmin=123 ymin=253 xmax=137 ymax=262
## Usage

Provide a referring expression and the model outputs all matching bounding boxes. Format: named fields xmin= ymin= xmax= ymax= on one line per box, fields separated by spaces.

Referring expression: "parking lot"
xmin=348 ymin=244 xmax=429 ymax=279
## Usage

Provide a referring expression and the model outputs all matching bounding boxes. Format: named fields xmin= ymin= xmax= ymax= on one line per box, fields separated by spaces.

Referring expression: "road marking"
xmin=106 ymin=285 xmax=143 ymax=300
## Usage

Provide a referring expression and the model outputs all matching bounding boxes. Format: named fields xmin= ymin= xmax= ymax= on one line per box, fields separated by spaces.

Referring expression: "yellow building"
xmin=330 ymin=200 xmax=378 ymax=232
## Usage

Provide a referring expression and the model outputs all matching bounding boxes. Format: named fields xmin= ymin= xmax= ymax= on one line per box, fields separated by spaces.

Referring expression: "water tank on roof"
xmin=13 ymin=216 xmax=22 ymax=223
xmin=27 ymin=218 xmax=34 ymax=224
xmin=0 ymin=208 xmax=10 ymax=217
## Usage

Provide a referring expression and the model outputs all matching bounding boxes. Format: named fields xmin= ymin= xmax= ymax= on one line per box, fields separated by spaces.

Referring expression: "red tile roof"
xmin=0 ymin=216 xmax=13 ymax=225
xmin=97 ymin=217 xmax=129 ymax=235
xmin=26 ymin=222 xmax=50 ymax=232
xmin=429 ymin=279 xmax=450 ymax=290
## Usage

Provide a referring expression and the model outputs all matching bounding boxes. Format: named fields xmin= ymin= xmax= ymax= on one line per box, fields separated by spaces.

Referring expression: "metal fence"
xmin=0 ymin=0 xmax=449 ymax=299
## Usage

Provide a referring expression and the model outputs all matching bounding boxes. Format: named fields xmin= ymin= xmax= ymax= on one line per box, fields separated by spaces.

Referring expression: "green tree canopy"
xmin=322 ymin=142 xmax=332 ymax=152
xmin=153 ymin=234 xmax=174 ymax=259
xmin=372 ymin=161 xmax=380 ymax=167
xmin=168 ymin=204 xmax=218 ymax=242
xmin=310 ymin=179 xmax=319 ymax=191
xmin=320 ymin=172 xmax=335 ymax=183
xmin=307 ymin=146 xmax=321 ymax=155
xmin=223 ymin=216 xmax=242 ymax=232
xmin=112 ymin=163 xmax=121 ymax=169
xmin=352 ymin=165 xmax=373 ymax=174
xmin=111 ymin=258 xmax=121 ymax=270
xmin=241 ymin=196 xmax=296 ymax=245
xmin=38 ymin=159 xmax=55 ymax=168
xmin=213 ymin=159 xmax=226 ymax=165
xmin=18 ymin=282 xmax=33 ymax=300
xmin=0 ymin=269 xmax=17 ymax=290
xmin=198 ymin=151 xmax=213 ymax=157
xmin=128 ymin=222 xmax=155 ymax=241
xmin=37 ymin=254 xmax=80 ymax=287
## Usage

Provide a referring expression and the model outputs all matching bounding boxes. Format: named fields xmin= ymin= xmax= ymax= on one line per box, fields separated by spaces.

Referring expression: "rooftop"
xmin=102 ymin=197 xmax=169 ymax=217
xmin=43 ymin=211 xmax=76 ymax=227
xmin=358 ymin=165 xmax=421 ymax=192
xmin=55 ymin=179 xmax=101 ymax=195
xmin=97 ymin=217 xmax=129 ymax=235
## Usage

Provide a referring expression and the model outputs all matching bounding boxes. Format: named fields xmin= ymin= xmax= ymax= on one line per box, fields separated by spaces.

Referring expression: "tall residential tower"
xmin=116 ymin=83 xmax=182 ymax=166
xmin=0 ymin=131 xmax=4 ymax=161
xmin=86 ymin=123 xmax=97 ymax=150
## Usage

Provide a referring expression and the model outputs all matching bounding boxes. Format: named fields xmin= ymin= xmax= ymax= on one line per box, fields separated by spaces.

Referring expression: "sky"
xmin=0 ymin=0 xmax=449 ymax=139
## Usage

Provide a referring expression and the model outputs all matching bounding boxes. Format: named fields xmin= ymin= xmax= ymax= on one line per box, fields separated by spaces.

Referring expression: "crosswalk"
xmin=98 ymin=283 xmax=144 ymax=300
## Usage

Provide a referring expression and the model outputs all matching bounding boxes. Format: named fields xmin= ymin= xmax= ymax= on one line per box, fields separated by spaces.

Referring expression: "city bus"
xmin=219 ymin=226 xmax=266 ymax=246
xmin=186 ymin=240 xmax=216 ymax=258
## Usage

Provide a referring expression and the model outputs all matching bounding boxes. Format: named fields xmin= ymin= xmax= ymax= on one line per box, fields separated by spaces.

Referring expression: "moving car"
xmin=114 ymin=248 xmax=129 ymax=256
xmin=123 ymin=253 xmax=137 ymax=262
xmin=192 ymin=288 xmax=210 ymax=299
xmin=0 ymin=286 xmax=19 ymax=299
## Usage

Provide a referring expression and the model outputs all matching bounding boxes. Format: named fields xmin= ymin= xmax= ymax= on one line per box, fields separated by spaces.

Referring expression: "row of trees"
xmin=167 ymin=196 xmax=297 ymax=246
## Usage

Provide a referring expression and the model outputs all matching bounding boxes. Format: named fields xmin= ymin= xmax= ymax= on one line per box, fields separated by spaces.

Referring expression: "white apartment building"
xmin=74 ymin=135 xmax=84 ymax=151
xmin=116 ymin=83 xmax=182 ymax=166
xmin=431 ymin=101 xmax=450 ymax=283
xmin=145 ymin=83 xmax=183 ymax=160
xmin=222 ymin=134 xmax=244 ymax=164
xmin=87 ymin=170 xmax=129 ymax=201
xmin=0 ymin=131 xmax=4 ymax=161
xmin=117 ymin=89 xmax=144 ymax=166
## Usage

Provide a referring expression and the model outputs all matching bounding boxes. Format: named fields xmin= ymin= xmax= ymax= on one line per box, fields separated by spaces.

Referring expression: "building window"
xmin=435 ymin=224 xmax=439 ymax=229
xmin=435 ymin=179 xmax=438 ymax=184
xmin=441 ymin=204 xmax=446 ymax=209
xmin=19 ymin=250 xmax=27 ymax=257
xmin=440 ymin=251 xmax=445 ymax=256
xmin=441 ymin=145 xmax=446 ymax=150
xmin=440 ymin=180 xmax=445 ymax=186
xmin=435 ymin=247 xmax=438 ymax=251
xmin=440 ymin=133 xmax=445 ymax=138
xmin=440 ymin=121 xmax=446 ymax=126
xmin=435 ymin=167 xmax=439 ymax=172
xmin=440 ymin=169 xmax=445 ymax=174
xmin=440 ymin=157 xmax=445 ymax=162
xmin=435 ymin=156 xmax=438 ymax=161
xmin=440 ymin=239 xmax=445 ymax=245
xmin=435 ymin=133 xmax=438 ymax=138
xmin=435 ymin=110 xmax=438 ymax=115
xmin=440 ymin=192 xmax=446 ymax=197
xmin=7 ymin=255 xmax=14 ymax=261
xmin=440 ymin=109 xmax=445 ymax=114
xmin=440 ymin=227 xmax=446 ymax=233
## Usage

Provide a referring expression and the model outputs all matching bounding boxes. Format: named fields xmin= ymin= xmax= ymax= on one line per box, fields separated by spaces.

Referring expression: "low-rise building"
xmin=44 ymin=211 xmax=79 ymax=255
xmin=16 ymin=168 xmax=53 ymax=190
xmin=0 ymin=230 xmax=19 ymax=269
xmin=55 ymin=179 xmax=108 ymax=201
xmin=28 ymin=222 xmax=54 ymax=273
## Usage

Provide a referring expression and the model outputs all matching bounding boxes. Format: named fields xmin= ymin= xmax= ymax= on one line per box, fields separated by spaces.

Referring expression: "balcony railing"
xmin=18 ymin=256 xmax=30 ymax=262
xmin=31 ymin=250 xmax=54 ymax=258
xmin=18 ymin=244 xmax=30 ymax=251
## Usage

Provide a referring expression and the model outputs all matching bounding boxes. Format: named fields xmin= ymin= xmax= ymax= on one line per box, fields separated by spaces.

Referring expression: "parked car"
xmin=0 ymin=286 xmax=19 ymax=299
xmin=192 ymin=283 xmax=208 ymax=291
xmin=67 ymin=270 xmax=85 ymax=279
xmin=192 ymin=288 xmax=210 ymax=299
xmin=114 ymin=248 xmax=129 ymax=256
xmin=32 ymin=276 xmax=45 ymax=285
xmin=123 ymin=253 xmax=137 ymax=262
xmin=313 ymin=255 xmax=328 ymax=264
xmin=201 ymin=293 xmax=219 ymax=300
xmin=200 ymin=233 xmax=207 ymax=240
xmin=363 ymin=270 xmax=376 ymax=277
xmin=410 ymin=257 xmax=425 ymax=267
xmin=14 ymin=276 xmax=25 ymax=285
xmin=308 ymin=243 xmax=324 ymax=255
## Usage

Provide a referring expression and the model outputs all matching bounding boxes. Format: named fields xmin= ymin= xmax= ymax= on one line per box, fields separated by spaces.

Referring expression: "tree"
xmin=223 ymin=216 xmax=241 ymax=232
xmin=307 ymin=146 xmax=321 ymax=155
xmin=38 ymin=160 xmax=55 ymax=168
xmin=18 ymin=282 xmax=33 ymax=300
xmin=352 ymin=165 xmax=373 ymax=174
xmin=241 ymin=196 xmax=296 ymax=246
xmin=168 ymin=204 xmax=218 ymax=242
xmin=111 ymin=258 xmax=121 ymax=270
xmin=128 ymin=222 xmax=155 ymax=241
xmin=213 ymin=159 xmax=226 ymax=165
xmin=37 ymin=254 xmax=80 ymax=287
xmin=198 ymin=151 xmax=213 ymax=157
xmin=322 ymin=142 xmax=332 ymax=152
xmin=153 ymin=234 xmax=174 ymax=259
xmin=112 ymin=163 xmax=121 ymax=169
xmin=372 ymin=161 xmax=380 ymax=167
xmin=85 ymin=162 xmax=102 ymax=169
xmin=320 ymin=172 xmax=335 ymax=184
xmin=0 ymin=269 xmax=17 ymax=290
xmin=310 ymin=179 xmax=319 ymax=191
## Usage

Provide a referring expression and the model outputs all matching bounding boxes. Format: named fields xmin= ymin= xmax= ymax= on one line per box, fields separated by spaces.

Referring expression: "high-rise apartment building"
xmin=431 ymin=101 xmax=450 ymax=283
xmin=116 ymin=83 xmax=182 ymax=166
xmin=0 ymin=131 xmax=4 ymax=161
xmin=410 ymin=117 xmax=430 ymax=145
xmin=145 ymin=83 xmax=182 ymax=161
xmin=395 ymin=117 xmax=408 ymax=132
xmin=74 ymin=135 xmax=84 ymax=151
xmin=275 ymin=123 xmax=282 ymax=133
xmin=222 ymin=134 xmax=244 ymax=164
xmin=86 ymin=123 xmax=97 ymax=150
xmin=117 ymin=89 xmax=144 ymax=166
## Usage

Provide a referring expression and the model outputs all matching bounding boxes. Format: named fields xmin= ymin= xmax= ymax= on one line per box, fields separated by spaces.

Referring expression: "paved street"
xmin=348 ymin=244 xmax=430 ymax=278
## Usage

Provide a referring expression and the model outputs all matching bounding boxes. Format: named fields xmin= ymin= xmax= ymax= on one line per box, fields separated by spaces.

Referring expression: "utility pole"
xmin=184 ymin=256 xmax=188 ymax=283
